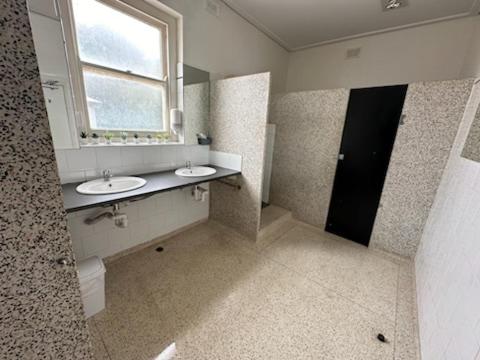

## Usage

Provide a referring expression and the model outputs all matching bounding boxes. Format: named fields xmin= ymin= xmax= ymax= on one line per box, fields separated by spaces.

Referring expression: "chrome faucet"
xmin=186 ymin=161 xmax=192 ymax=170
xmin=102 ymin=169 xmax=113 ymax=181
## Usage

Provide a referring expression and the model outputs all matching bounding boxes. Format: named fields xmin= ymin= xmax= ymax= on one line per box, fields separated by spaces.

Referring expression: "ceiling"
xmin=222 ymin=0 xmax=480 ymax=51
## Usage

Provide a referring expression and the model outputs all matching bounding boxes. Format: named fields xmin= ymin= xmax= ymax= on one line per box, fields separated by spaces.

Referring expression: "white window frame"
xmin=57 ymin=0 xmax=178 ymax=137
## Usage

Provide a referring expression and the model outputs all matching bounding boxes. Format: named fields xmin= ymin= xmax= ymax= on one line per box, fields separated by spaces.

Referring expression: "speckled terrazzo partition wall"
xmin=461 ymin=93 xmax=480 ymax=161
xmin=371 ymin=79 xmax=474 ymax=258
xmin=0 ymin=1 xmax=92 ymax=358
xmin=209 ymin=73 xmax=271 ymax=239
xmin=269 ymin=89 xmax=349 ymax=228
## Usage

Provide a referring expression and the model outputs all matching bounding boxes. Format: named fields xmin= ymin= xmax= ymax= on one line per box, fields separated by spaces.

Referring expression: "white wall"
xmin=286 ymin=17 xmax=479 ymax=92
xmin=67 ymin=187 xmax=209 ymax=261
xmin=415 ymin=82 xmax=480 ymax=359
xmin=56 ymin=144 xmax=211 ymax=260
xmin=157 ymin=0 xmax=289 ymax=93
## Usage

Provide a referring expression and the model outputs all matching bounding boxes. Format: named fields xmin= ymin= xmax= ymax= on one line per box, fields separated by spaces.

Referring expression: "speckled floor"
xmin=260 ymin=204 xmax=290 ymax=229
xmin=87 ymin=220 xmax=420 ymax=360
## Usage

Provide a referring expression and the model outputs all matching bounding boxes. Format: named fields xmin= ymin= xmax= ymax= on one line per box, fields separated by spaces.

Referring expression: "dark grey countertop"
xmin=62 ymin=165 xmax=241 ymax=213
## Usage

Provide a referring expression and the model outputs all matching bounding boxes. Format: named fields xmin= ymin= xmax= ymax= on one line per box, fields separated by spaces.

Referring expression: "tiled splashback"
xmin=55 ymin=145 xmax=210 ymax=184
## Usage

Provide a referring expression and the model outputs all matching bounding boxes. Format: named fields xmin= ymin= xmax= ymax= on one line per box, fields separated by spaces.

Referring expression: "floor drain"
xmin=377 ymin=333 xmax=387 ymax=343
xmin=155 ymin=246 xmax=164 ymax=252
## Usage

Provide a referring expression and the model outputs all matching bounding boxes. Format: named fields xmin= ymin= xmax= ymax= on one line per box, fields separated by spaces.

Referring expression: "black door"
xmin=325 ymin=85 xmax=408 ymax=246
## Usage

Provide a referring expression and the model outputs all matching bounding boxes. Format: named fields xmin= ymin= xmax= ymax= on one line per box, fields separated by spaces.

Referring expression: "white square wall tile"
xmin=186 ymin=145 xmax=210 ymax=165
xmin=65 ymin=148 xmax=97 ymax=171
xmin=137 ymin=196 xmax=158 ymax=219
xmin=82 ymin=232 xmax=110 ymax=258
xmin=71 ymin=237 xmax=85 ymax=261
xmin=143 ymin=146 xmax=173 ymax=166
xmin=128 ymin=219 xmax=151 ymax=246
xmin=54 ymin=150 xmax=68 ymax=173
xmin=209 ymin=150 xmax=242 ymax=171
xmin=108 ymin=227 xmax=131 ymax=253
xmin=67 ymin=216 xmax=94 ymax=242
xmin=155 ymin=191 xmax=174 ymax=214
xmin=59 ymin=171 xmax=86 ymax=184
xmin=121 ymin=147 xmax=144 ymax=169
xmin=95 ymin=147 xmax=122 ymax=169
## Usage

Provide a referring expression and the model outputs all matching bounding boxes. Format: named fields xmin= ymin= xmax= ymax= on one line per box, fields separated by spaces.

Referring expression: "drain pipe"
xmin=84 ymin=204 xmax=128 ymax=228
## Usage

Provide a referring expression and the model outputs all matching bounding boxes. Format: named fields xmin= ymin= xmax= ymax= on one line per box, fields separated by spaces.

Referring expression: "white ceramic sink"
xmin=76 ymin=176 xmax=147 ymax=195
xmin=175 ymin=166 xmax=217 ymax=177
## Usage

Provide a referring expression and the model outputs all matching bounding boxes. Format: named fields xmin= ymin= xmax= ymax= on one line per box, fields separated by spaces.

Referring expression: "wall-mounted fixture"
xmin=192 ymin=185 xmax=209 ymax=202
xmin=170 ymin=108 xmax=183 ymax=135
xmin=346 ymin=47 xmax=361 ymax=59
xmin=205 ymin=0 xmax=221 ymax=17
xmin=382 ymin=0 xmax=408 ymax=11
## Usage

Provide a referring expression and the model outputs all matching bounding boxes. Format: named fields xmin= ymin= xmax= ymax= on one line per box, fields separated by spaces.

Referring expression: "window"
xmin=60 ymin=0 xmax=177 ymax=135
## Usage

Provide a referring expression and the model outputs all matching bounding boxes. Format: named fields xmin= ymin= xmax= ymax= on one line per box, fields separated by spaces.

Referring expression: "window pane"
xmin=83 ymin=69 xmax=165 ymax=132
xmin=72 ymin=0 xmax=163 ymax=79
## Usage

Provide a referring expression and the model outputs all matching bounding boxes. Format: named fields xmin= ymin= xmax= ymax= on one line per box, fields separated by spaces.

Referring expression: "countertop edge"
xmin=62 ymin=165 xmax=241 ymax=213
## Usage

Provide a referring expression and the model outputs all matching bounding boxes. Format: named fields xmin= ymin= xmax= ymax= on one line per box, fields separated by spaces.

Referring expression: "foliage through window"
xmin=70 ymin=0 xmax=168 ymax=133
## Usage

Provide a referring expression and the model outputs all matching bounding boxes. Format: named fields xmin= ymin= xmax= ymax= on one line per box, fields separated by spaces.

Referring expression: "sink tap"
xmin=102 ymin=169 xmax=113 ymax=181
xmin=186 ymin=161 xmax=192 ymax=170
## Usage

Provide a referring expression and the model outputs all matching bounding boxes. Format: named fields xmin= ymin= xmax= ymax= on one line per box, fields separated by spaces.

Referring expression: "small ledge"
xmin=61 ymin=165 xmax=240 ymax=213
xmin=79 ymin=142 xmax=205 ymax=148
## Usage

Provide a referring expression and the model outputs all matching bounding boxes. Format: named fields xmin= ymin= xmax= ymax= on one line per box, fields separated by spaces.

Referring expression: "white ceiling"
xmin=222 ymin=0 xmax=480 ymax=51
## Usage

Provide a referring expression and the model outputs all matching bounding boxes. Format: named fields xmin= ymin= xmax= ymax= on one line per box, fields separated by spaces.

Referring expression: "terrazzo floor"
xmin=87 ymin=219 xmax=420 ymax=360
xmin=260 ymin=204 xmax=290 ymax=229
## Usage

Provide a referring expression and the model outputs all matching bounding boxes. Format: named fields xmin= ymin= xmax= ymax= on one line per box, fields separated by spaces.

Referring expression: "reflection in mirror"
xmin=462 ymin=97 xmax=480 ymax=162
xmin=183 ymin=64 xmax=210 ymax=145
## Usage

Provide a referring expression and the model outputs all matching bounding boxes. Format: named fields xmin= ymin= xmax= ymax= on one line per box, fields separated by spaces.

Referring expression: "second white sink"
xmin=76 ymin=176 xmax=146 ymax=195
xmin=175 ymin=166 xmax=217 ymax=177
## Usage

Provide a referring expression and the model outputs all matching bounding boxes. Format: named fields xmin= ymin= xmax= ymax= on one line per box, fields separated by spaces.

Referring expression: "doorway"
xmin=325 ymin=85 xmax=408 ymax=246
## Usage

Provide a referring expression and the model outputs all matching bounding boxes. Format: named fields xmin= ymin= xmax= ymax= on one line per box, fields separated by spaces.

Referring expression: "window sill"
xmin=80 ymin=141 xmax=186 ymax=148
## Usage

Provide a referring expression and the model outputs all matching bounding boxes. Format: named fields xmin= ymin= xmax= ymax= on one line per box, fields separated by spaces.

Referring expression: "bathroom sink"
xmin=76 ymin=176 xmax=147 ymax=195
xmin=175 ymin=166 xmax=217 ymax=177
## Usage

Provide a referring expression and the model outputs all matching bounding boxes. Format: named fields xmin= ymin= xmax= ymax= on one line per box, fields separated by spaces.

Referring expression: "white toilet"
xmin=77 ymin=256 xmax=106 ymax=318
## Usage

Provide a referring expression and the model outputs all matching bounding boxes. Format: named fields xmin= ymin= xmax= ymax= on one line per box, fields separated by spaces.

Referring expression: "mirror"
xmin=182 ymin=64 xmax=210 ymax=145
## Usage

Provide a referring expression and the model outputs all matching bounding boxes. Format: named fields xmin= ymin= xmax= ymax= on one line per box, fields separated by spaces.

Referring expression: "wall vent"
xmin=205 ymin=0 xmax=221 ymax=17
xmin=382 ymin=0 xmax=408 ymax=11
xmin=346 ymin=47 xmax=361 ymax=59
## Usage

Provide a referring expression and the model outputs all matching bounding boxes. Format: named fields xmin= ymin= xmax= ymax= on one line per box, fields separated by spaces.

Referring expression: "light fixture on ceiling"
xmin=383 ymin=0 xmax=407 ymax=11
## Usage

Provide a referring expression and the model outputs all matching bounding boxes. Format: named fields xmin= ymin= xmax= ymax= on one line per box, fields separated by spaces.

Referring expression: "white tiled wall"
xmin=55 ymin=144 xmax=210 ymax=184
xmin=415 ymin=82 xmax=480 ymax=360
xmin=209 ymin=150 xmax=242 ymax=171
xmin=67 ymin=186 xmax=209 ymax=261
xmin=56 ymin=145 xmax=210 ymax=260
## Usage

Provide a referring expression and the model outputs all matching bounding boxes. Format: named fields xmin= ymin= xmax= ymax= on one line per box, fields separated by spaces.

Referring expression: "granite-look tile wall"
xmin=269 ymin=89 xmax=349 ymax=227
xmin=461 ymin=95 xmax=480 ymax=161
xmin=371 ymin=79 xmax=474 ymax=257
xmin=415 ymin=81 xmax=480 ymax=359
xmin=184 ymin=82 xmax=210 ymax=145
xmin=209 ymin=73 xmax=271 ymax=239
xmin=0 ymin=1 xmax=92 ymax=358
